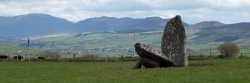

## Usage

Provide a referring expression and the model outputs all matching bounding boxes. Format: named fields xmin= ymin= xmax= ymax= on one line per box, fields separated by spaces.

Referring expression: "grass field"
xmin=1 ymin=59 xmax=250 ymax=83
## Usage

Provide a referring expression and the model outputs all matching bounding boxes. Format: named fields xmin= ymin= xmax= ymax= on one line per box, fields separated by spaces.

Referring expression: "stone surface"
xmin=161 ymin=15 xmax=188 ymax=67
xmin=132 ymin=58 xmax=143 ymax=69
xmin=134 ymin=43 xmax=178 ymax=67
xmin=141 ymin=58 xmax=160 ymax=68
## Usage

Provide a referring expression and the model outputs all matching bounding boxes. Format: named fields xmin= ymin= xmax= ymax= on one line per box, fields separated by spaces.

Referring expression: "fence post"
xmin=200 ymin=52 xmax=202 ymax=59
xmin=92 ymin=54 xmax=94 ymax=61
xmin=120 ymin=55 xmax=123 ymax=61
xmin=205 ymin=53 xmax=206 ymax=60
xmin=209 ymin=52 xmax=211 ymax=59
xmin=131 ymin=54 xmax=133 ymax=60
xmin=73 ymin=53 xmax=75 ymax=59
xmin=67 ymin=54 xmax=69 ymax=62
xmin=241 ymin=53 xmax=243 ymax=59
xmin=29 ymin=53 xmax=31 ymax=62
xmin=25 ymin=54 xmax=26 ymax=61
xmin=189 ymin=53 xmax=191 ymax=60
xmin=106 ymin=55 xmax=108 ymax=62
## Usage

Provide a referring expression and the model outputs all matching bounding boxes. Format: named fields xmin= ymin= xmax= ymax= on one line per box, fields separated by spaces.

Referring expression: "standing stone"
xmin=161 ymin=15 xmax=188 ymax=67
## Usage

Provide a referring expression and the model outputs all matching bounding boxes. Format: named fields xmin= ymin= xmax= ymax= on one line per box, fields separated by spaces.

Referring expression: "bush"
xmin=217 ymin=42 xmax=240 ymax=58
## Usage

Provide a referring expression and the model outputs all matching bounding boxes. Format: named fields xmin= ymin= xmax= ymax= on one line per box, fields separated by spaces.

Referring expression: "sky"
xmin=0 ymin=0 xmax=250 ymax=24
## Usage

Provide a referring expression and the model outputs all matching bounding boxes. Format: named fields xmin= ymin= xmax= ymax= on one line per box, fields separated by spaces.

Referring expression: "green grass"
xmin=0 ymin=59 xmax=250 ymax=83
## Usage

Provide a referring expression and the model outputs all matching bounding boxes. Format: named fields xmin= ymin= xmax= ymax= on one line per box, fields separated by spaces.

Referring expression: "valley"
xmin=1 ymin=30 xmax=250 ymax=58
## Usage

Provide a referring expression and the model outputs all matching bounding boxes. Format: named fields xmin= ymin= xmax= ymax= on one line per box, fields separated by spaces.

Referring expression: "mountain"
xmin=192 ymin=22 xmax=250 ymax=43
xmin=185 ymin=21 xmax=225 ymax=39
xmin=0 ymin=14 xmax=190 ymax=38
xmin=186 ymin=21 xmax=224 ymax=29
xmin=70 ymin=16 xmax=189 ymax=33
xmin=70 ymin=16 xmax=136 ymax=32
xmin=0 ymin=13 xmax=74 ymax=38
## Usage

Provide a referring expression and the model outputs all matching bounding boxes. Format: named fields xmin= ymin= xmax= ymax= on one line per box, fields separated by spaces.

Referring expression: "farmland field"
xmin=1 ymin=59 xmax=250 ymax=83
xmin=3 ymin=31 xmax=246 ymax=57
xmin=1 ymin=31 xmax=250 ymax=57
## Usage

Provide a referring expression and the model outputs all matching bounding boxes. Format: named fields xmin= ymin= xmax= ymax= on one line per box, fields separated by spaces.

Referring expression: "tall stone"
xmin=161 ymin=15 xmax=188 ymax=67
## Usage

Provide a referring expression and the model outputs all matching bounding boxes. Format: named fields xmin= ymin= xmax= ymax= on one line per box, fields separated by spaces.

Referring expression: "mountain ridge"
xmin=185 ymin=21 xmax=225 ymax=39
xmin=70 ymin=16 xmax=189 ymax=33
xmin=0 ymin=13 xmax=249 ymax=41
xmin=0 ymin=13 xmax=189 ymax=38
xmin=0 ymin=13 xmax=74 ymax=38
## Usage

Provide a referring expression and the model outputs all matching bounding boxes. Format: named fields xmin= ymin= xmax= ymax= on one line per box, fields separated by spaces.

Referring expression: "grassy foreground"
xmin=0 ymin=59 xmax=250 ymax=83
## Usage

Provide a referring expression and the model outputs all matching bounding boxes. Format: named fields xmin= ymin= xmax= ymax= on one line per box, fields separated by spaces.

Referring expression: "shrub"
xmin=217 ymin=42 xmax=240 ymax=58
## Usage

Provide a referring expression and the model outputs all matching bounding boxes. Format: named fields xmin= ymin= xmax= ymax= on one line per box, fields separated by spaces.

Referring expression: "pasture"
xmin=0 ymin=59 xmax=250 ymax=83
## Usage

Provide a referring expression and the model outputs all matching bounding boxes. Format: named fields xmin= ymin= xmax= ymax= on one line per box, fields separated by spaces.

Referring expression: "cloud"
xmin=0 ymin=0 xmax=250 ymax=24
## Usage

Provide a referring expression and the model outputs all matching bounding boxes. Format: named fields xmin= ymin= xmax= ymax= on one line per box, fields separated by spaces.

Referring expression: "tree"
xmin=217 ymin=42 xmax=240 ymax=58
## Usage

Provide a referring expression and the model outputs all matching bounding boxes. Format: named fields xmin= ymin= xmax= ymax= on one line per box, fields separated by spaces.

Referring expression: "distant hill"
xmin=1 ymin=13 xmax=249 ymax=43
xmin=0 ymin=36 xmax=18 ymax=45
xmin=0 ymin=14 xmax=190 ymax=38
xmin=192 ymin=22 xmax=250 ymax=43
xmin=0 ymin=13 xmax=73 ymax=38
xmin=70 ymin=16 xmax=189 ymax=33
xmin=185 ymin=21 xmax=225 ymax=39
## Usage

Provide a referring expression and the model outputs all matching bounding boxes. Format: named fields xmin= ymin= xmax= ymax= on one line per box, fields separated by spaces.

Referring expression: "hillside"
xmin=70 ymin=16 xmax=189 ymax=33
xmin=0 ymin=36 xmax=19 ymax=45
xmin=17 ymin=31 xmax=162 ymax=56
xmin=192 ymin=22 xmax=250 ymax=43
xmin=18 ymin=21 xmax=250 ymax=56
xmin=185 ymin=21 xmax=225 ymax=40
xmin=2 ymin=27 xmax=250 ymax=57
xmin=0 ymin=43 xmax=42 ymax=54
xmin=0 ymin=13 xmax=189 ymax=38
xmin=0 ymin=13 xmax=73 ymax=38
xmin=0 ymin=13 xmax=250 ymax=56
xmin=14 ymin=30 xmax=250 ymax=57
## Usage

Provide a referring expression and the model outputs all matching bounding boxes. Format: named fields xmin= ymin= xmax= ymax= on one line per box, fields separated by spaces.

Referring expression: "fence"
xmin=188 ymin=53 xmax=248 ymax=60
xmin=0 ymin=53 xmax=139 ymax=62
xmin=1 ymin=52 xmax=249 ymax=62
